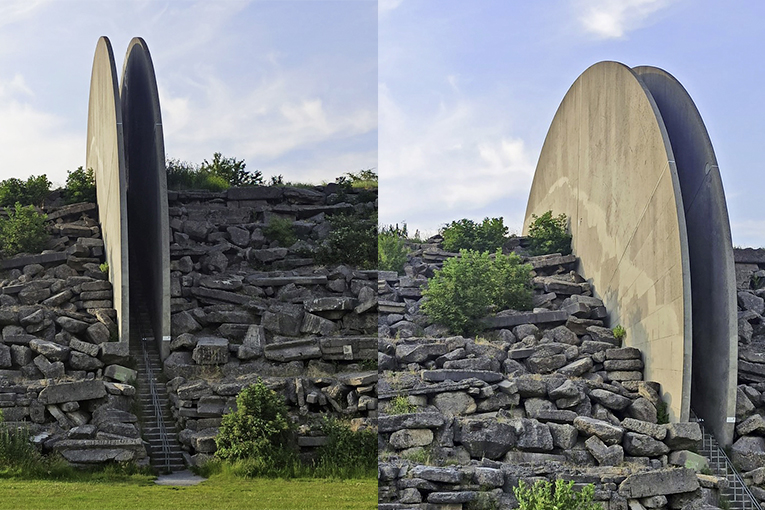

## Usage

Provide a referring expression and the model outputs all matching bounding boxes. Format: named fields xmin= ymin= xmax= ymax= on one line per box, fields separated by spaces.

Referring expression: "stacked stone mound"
xmin=378 ymin=239 xmax=726 ymax=510
xmin=164 ymin=186 xmax=377 ymax=464
xmin=0 ymin=201 xmax=144 ymax=466
xmin=731 ymin=248 xmax=765 ymax=502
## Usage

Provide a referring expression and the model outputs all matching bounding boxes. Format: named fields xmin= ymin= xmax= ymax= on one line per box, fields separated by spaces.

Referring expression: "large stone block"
xmin=192 ymin=337 xmax=230 ymax=365
xmin=618 ymin=468 xmax=699 ymax=499
xmin=38 ymin=380 xmax=106 ymax=405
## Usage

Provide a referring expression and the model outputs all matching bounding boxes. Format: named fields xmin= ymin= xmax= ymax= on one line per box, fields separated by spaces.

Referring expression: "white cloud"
xmin=0 ymin=0 xmax=49 ymax=28
xmin=379 ymin=83 xmax=535 ymax=235
xmin=379 ymin=0 xmax=404 ymax=16
xmin=0 ymin=76 xmax=82 ymax=186
xmin=575 ymin=0 xmax=676 ymax=39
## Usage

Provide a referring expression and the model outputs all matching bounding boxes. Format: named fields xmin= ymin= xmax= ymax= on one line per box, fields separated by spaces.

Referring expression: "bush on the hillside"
xmin=0 ymin=175 xmax=51 ymax=208
xmin=421 ymin=250 xmax=532 ymax=336
xmin=263 ymin=217 xmax=297 ymax=247
xmin=440 ymin=217 xmax=508 ymax=253
xmin=336 ymin=169 xmax=377 ymax=189
xmin=318 ymin=212 xmax=376 ymax=269
xmin=514 ymin=479 xmax=602 ymax=510
xmin=200 ymin=152 xmax=262 ymax=187
xmin=166 ymin=158 xmax=229 ymax=191
xmin=0 ymin=204 xmax=49 ymax=256
xmin=215 ymin=380 xmax=296 ymax=472
xmin=527 ymin=210 xmax=572 ymax=256
xmin=65 ymin=167 xmax=96 ymax=204
xmin=378 ymin=224 xmax=409 ymax=274
xmin=314 ymin=417 xmax=376 ymax=478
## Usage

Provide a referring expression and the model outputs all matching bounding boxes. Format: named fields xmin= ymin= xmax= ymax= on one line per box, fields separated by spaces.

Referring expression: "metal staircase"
xmin=694 ymin=412 xmax=762 ymax=510
xmin=130 ymin=287 xmax=186 ymax=473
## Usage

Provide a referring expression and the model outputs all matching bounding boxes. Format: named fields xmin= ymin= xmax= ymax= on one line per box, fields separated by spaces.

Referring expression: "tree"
xmin=200 ymin=152 xmax=263 ymax=187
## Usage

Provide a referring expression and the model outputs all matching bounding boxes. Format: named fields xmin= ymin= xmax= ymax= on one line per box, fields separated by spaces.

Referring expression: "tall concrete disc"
xmin=86 ymin=36 xmax=130 ymax=346
xmin=121 ymin=37 xmax=171 ymax=360
xmin=633 ymin=65 xmax=737 ymax=446
xmin=524 ymin=61 xmax=692 ymax=422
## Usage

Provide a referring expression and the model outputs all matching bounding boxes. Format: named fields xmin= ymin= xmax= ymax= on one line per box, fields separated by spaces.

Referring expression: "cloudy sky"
xmin=380 ymin=0 xmax=765 ymax=247
xmin=0 ymin=0 xmax=376 ymax=188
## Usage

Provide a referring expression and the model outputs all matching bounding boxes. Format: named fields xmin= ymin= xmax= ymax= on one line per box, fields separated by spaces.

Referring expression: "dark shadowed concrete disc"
xmin=524 ymin=61 xmax=692 ymax=423
xmin=121 ymin=37 xmax=171 ymax=359
xmin=86 ymin=36 xmax=130 ymax=345
xmin=633 ymin=65 xmax=737 ymax=446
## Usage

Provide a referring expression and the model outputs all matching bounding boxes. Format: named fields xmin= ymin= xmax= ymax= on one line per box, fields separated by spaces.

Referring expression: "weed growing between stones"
xmin=612 ymin=324 xmax=626 ymax=342
xmin=263 ymin=216 xmax=297 ymax=247
xmin=513 ymin=479 xmax=602 ymax=510
xmin=313 ymin=416 xmax=376 ymax=478
xmin=656 ymin=400 xmax=670 ymax=424
xmin=421 ymin=249 xmax=533 ymax=336
xmin=386 ymin=395 xmax=417 ymax=415
xmin=317 ymin=212 xmax=376 ymax=269
xmin=527 ymin=210 xmax=572 ymax=256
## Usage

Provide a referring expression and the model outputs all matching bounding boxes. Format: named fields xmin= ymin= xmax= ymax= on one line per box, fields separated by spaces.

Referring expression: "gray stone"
xmin=69 ymin=351 xmax=104 ymax=370
xmin=10 ymin=344 xmax=32 ymax=366
xmin=627 ymin=397 xmax=658 ymax=423
xmin=618 ymin=468 xmax=699 ymax=498
xmin=29 ymin=338 xmax=70 ymax=362
xmin=585 ymin=435 xmax=624 ymax=466
xmin=33 ymin=355 xmax=65 ymax=378
xmin=621 ymin=417 xmax=667 ymax=440
xmin=664 ymin=422 xmax=702 ymax=450
xmin=38 ymin=380 xmax=106 ymax=404
xmin=590 ymin=388 xmax=632 ymax=410
xmin=739 ymin=291 xmax=765 ymax=315
xmin=587 ymin=326 xmax=619 ymax=345
xmin=606 ymin=347 xmax=642 ymax=359
xmin=623 ymin=431 xmax=670 ymax=456
xmin=668 ymin=450 xmax=709 ymax=471
xmin=736 ymin=414 xmax=765 ymax=436
xmin=99 ymin=341 xmax=129 ymax=364
xmin=428 ymin=492 xmax=476 ymax=504
xmin=69 ymin=338 xmax=100 ymax=358
xmin=456 ymin=418 xmax=515 ymax=459
xmin=548 ymin=422 xmax=578 ymax=449
xmin=512 ymin=418 xmax=554 ymax=452
xmin=410 ymin=465 xmax=461 ymax=484
xmin=544 ymin=325 xmax=579 ymax=345
xmin=56 ymin=316 xmax=89 ymax=334
xmin=558 ymin=357 xmax=593 ymax=377
xmin=263 ymin=338 xmax=321 ymax=362
xmin=171 ymin=311 xmax=202 ymax=336
xmin=378 ymin=412 xmax=445 ymax=433
xmin=396 ymin=342 xmax=448 ymax=364
xmin=731 ymin=436 xmax=765 ymax=472
xmin=389 ymin=429 xmax=434 ymax=449
xmin=433 ymin=392 xmax=476 ymax=416
xmin=192 ymin=337 xmax=229 ymax=365
xmin=0 ymin=344 xmax=10 ymax=368
xmin=421 ymin=369 xmax=503 ymax=383
xmin=103 ymin=365 xmax=137 ymax=384
xmin=574 ymin=416 xmax=624 ymax=445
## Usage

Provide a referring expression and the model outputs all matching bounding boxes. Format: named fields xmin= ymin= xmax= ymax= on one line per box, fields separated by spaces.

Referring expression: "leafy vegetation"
xmin=0 ymin=204 xmax=49 ymax=256
xmin=656 ymin=400 xmax=670 ymax=425
xmin=513 ymin=479 xmax=602 ymax=510
xmin=335 ymin=169 xmax=377 ymax=189
xmin=421 ymin=250 xmax=533 ymax=336
xmin=166 ymin=158 xmax=229 ymax=191
xmin=64 ymin=167 xmax=96 ymax=204
xmin=612 ymin=324 xmax=626 ymax=342
xmin=313 ymin=417 xmax=376 ymax=478
xmin=200 ymin=152 xmax=263 ymax=187
xmin=527 ymin=210 xmax=572 ymax=256
xmin=378 ymin=224 xmax=409 ymax=274
xmin=440 ymin=217 xmax=508 ymax=253
xmin=215 ymin=380 xmax=295 ymax=474
xmin=386 ymin=395 xmax=417 ymax=415
xmin=0 ymin=175 xmax=51 ymax=208
xmin=263 ymin=217 xmax=297 ymax=247
xmin=318 ymin=212 xmax=376 ymax=269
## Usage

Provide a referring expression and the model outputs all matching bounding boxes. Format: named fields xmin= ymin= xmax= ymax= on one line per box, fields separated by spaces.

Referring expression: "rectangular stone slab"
xmin=38 ymin=380 xmax=106 ymax=405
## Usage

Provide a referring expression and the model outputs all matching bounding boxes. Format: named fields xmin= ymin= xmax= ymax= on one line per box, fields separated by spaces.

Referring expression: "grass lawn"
xmin=0 ymin=475 xmax=377 ymax=510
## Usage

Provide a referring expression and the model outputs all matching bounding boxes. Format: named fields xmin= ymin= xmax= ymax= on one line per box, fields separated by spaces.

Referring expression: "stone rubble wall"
xmin=731 ymin=248 xmax=765 ymax=503
xmin=163 ymin=185 xmax=377 ymax=464
xmin=378 ymin=239 xmax=725 ymax=510
xmin=0 ymin=201 xmax=145 ymax=466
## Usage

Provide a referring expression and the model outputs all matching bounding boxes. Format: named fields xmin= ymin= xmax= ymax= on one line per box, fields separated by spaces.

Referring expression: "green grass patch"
xmin=0 ymin=475 xmax=376 ymax=510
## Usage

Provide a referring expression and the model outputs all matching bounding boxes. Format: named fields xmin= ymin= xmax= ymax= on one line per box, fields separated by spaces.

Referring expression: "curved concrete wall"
xmin=524 ymin=61 xmax=692 ymax=422
xmin=86 ymin=36 xmax=130 ymax=345
xmin=121 ymin=38 xmax=171 ymax=359
xmin=633 ymin=66 xmax=737 ymax=446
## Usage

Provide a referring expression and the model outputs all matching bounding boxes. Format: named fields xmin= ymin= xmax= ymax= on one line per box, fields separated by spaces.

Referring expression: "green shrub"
xmin=318 ymin=212 xmax=376 ymax=268
xmin=514 ymin=479 xmax=602 ymax=510
xmin=314 ymin=417 xmax=376 ymax=478
xmin=0 ymin=204 xmax=49 ymax=256
xmin=656 ymin=401 xmax=670 ymax=424
xmin=200 ymin=152 xmax=262 ymax=187
xmin=386 ymin=395 xmax=417 ymax=415
xmin=527 ymin=210 xmax=572 ymax=256
xmin=65 ymin=167 xmax=96 ymax=204
xmin=0 ymin=175 xmax=51 ymax=208
xmin=378 ymin=225 xmax=409 ymax=274
xmin=166 ymin=158 xmax=229 ymax=191
xmin=613 ymin=324 xmax=626 ymax=341
xmin=215 ymin=380 xmax=296 ymax=472
xmin=263 ymin=217 xmax=297 ymax=247
xmin=336 ymin=169 xmax=377 ymax=189
xmin=421 ymin=250 xmax=532 ymax=336
xmin=441 ymin=217 xmax=508 ymax=253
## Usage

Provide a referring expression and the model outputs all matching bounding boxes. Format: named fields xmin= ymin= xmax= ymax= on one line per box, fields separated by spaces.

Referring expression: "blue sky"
xmin=0 ymin=0 xmax=376 ymax=188
xmin=380 ymin=0 xmax=765 ymax=247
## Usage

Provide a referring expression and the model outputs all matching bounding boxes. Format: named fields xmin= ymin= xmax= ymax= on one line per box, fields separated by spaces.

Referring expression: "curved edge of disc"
xmin=524 ymin=60 xmax=692 ymax=422
xmin=86 ymin=36 xmax=130 ymax=346
xmin=634 ymin=65 xmax=737 ymax=446
xmin=121 ymin=37 xmax=171 ymax=359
